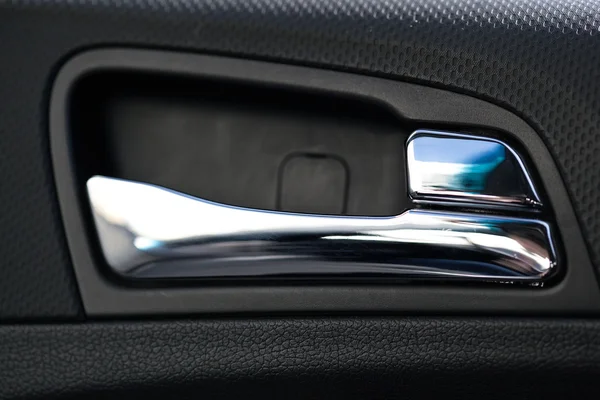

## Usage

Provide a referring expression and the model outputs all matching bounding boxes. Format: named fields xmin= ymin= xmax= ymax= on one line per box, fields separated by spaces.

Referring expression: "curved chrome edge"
xmin=86 ymin=176 xmax=557 ymax=283
xmin=406 ymin=130 xmax=542 ymax=209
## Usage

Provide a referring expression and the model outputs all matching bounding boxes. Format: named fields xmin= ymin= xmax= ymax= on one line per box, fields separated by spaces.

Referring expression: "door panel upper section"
xmin=0 ymin=0 xmax=599 ymax=318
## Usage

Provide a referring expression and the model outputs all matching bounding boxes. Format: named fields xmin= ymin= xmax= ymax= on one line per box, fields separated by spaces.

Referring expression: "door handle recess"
xmin=87 ymin=176 xmax=557 ymax=282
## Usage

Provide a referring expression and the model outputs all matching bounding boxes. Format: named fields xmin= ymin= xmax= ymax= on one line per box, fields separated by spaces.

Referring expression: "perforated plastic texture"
xmin=0 ymin=0 xmax=599 ymax=318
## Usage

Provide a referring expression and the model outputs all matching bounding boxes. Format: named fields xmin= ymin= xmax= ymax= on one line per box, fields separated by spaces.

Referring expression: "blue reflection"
xmin=134 ymin=237 xmax=164 ymax=251
xmin=411 ymin=136 xmax=506 ymax=192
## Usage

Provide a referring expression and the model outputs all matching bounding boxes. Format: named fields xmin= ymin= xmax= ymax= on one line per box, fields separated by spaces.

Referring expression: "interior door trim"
xmin=50 ymin=48 xmax=600 ymax=316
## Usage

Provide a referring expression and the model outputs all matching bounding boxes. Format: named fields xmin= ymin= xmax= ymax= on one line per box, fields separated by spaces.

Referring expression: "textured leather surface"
xmin=1 ymin=0 xmax=600 ymax=318
xmin=2 ymin=318 xmax=600 ymax=399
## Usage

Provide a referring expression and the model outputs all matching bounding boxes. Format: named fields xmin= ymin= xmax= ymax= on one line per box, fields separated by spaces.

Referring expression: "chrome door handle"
xmin=87 ymin=176 xmax=557 ymax=282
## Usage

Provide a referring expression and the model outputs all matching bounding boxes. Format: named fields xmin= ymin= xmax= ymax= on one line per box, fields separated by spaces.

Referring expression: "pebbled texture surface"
xmin=3 ymin=318 xmax=600 ymax=399
xmin=1 ymin=0 xmax=600 ymax=318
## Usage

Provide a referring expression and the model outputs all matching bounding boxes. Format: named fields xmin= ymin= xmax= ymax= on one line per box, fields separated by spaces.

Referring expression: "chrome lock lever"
xmin=407 ymin=130 xmax=542 ymax=209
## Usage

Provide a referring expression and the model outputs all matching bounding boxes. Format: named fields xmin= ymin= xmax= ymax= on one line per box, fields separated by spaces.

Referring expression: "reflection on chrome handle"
xmin=87 ymin=176 xmax=557 ymax=282
xmin=407 ymin=130 xmax=542 ymax=209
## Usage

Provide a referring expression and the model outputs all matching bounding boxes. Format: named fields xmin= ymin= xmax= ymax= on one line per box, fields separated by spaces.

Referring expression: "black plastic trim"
xmin=4 ymin=317 xmax=600 ymax=399
xmin=50 ymin=48 xmax=600 ymax=316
